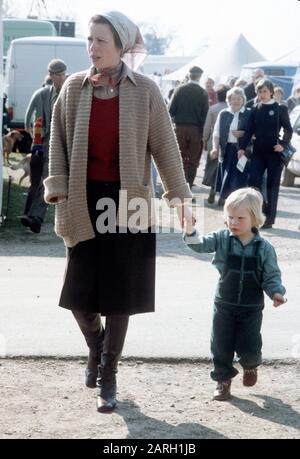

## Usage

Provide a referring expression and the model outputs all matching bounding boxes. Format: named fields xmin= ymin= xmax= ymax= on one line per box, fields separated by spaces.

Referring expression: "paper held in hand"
xmin=236 ymin=155 xmax=248 ymax=173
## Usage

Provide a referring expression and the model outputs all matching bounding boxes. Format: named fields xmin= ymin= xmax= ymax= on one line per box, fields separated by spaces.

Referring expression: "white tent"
xmin=275 ymin=47 xmax=300 ymax=64
xmin=163 ymin=33 xmax=266 ymax=82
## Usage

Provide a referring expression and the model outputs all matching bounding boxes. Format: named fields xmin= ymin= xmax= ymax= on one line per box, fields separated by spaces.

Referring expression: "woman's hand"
xmin=274 ymin=144 xmax=284 ymax=153
xmin=232 ymin=130 xmax=244 ymax=139
xmin=210 ymin=149 xmax=218 ymax=160
xmin=273 ymin=293 xmax=287 ymax=308
xmin=237 ymin=149 xmax=245 ymax=159
xmin=177 ymin=204 xmax=196 ymax=234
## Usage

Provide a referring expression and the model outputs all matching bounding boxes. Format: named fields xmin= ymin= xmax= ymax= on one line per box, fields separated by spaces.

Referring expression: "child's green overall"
xmin=211 ymin=237 xmax=264 ymax=382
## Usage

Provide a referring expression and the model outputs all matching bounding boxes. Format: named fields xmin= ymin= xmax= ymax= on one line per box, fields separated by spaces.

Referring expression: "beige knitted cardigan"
xmin=44 ymin=66 xmax=191 ymax=247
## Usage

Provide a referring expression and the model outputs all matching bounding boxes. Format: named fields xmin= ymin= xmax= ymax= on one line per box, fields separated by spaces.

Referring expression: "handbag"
xmin=277 ymin=106 xmax=296 ymax=166
xmin=280 ymin=143 xmax=296 ymax=167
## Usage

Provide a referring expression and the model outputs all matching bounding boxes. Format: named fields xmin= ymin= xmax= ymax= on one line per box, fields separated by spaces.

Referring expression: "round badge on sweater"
xmin=269 ymin=110 xmax=275 ymax=116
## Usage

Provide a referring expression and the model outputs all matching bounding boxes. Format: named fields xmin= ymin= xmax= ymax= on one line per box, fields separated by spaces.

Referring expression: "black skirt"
xmin=59 ymin=181 xmax=156 ymax=316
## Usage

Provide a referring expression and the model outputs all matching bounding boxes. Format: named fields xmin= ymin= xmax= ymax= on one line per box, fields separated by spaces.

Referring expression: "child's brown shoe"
xmin=243 ymin=368 xmax=258 ymax=387
xmin=213 ymin=380 xmax=232 ymax=401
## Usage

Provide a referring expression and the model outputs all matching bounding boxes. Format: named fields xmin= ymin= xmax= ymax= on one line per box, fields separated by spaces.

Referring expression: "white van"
xmin=4 ymin=36 xmax=90 ymax=128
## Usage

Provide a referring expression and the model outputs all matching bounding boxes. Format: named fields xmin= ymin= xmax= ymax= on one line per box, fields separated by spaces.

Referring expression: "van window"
xmin=263 ymin=67 xmax=285 ymax=76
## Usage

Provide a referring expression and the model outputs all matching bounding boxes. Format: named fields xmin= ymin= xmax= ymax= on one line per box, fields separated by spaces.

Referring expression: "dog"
xmin=13 ymin=130 xmax=33 ymax=154
xmin=2 ymin=130 xmax=24 ymax=165
xmin=10 ymin=154 xmax=31 ymax=185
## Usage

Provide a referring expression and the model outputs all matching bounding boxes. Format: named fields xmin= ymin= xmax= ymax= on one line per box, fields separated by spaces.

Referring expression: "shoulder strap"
xmin=276 ymin=103 xmax=281 ymax=143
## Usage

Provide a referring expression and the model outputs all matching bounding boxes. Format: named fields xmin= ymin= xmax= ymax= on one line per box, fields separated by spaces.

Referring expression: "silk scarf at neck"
xmin=89 ymin=61 xmax=123 ymax=89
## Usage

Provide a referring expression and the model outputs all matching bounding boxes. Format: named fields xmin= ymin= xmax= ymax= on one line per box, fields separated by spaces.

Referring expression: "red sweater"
xmin=87 ymin=96 xmax=120 ymax=181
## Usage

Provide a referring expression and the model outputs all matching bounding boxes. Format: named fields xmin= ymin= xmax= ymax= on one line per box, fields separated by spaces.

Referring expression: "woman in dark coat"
xmin=202 ymin=84 xmax=229 ymax=204
xmin=211 ymin=87 xmax=251 ymax=206
xmin=238 ymin=79 xmax=293 ymax=229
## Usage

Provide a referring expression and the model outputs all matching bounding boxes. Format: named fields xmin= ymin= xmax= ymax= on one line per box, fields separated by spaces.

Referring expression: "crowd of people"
xmin=21 ymin=56 xmax=300 ymax=234
xmin=167 ymin=66 xmax=297 ymax=229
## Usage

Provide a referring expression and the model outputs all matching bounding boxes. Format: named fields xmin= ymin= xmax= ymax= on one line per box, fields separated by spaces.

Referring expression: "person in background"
xmin=205 ymin=77 xmax=218 ymax=106
xmin=169 ymin=66 xmax=209 ymax=188
xmin=168 ymin=80 xmax=181 ymax=103
xmin=274 ymin=86 xmax=287 ymax=107
xmin=202 ymin=84 xmax=229 ymax=204
xmin=211 ymin=87 xmax=251 ymax=206
xmin=234 ymin=78 xmax=248 ymax=89
xmin=44 ymin=10 xmax=194 ymax=414
xmin=244 ymin=68 xmax=265 ymax=102
xmin=184 ymin=187 xmax=287 ymax=401
xmin=273 ymin=85 xmax=292 ymax=187
xmin=227 ymin=76 xmax=238 ymax=88
xmin=21 ymin=59 xmax=67 ymax=233
xmin=238 ymin=79 xmax=293 ymax=229
xmin=287 ymin=84 xmax=300 ymax=113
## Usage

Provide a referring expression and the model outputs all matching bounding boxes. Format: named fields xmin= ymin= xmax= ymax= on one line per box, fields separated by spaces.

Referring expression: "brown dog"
xmin=10 ymin=154 xmax=31 ymax=185
xmin=2 ymin=130 xmax=23 ymax=165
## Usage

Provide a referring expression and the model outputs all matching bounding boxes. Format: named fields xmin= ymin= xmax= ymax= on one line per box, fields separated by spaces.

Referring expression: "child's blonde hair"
xmin=224 ymin=188 xmax=265 ymax=228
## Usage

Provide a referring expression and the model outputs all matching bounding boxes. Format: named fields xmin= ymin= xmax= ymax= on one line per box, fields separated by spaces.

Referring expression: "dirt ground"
xmin=0 ymin=359 xmax=299 ymax=439
xmin=1 ymin=165 xmax=300 ymax=440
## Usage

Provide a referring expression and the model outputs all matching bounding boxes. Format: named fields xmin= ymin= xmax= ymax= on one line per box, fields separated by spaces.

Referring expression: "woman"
xmin=275 ymin=86 xmax=293 ymax=188
xmin=205 ymin=77 xmax=218 ymax=106
xmin=44 ymin=11 xmax=193 ymax=413
xmin=202 ymin=84 xmax=229 ymax=204
xmin=211 ymin=87 xmax=251 ymax=206
xmin=274 ymin=86 xmax=287 ymax=107
xmin=238 ymin=79 xmax=293 ymax=229
xmin=287 ymin=84 xmax=300 ymax=113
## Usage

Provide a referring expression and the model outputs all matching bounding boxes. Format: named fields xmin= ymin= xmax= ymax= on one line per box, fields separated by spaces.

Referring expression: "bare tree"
xmin=2 ymin=0 xmax=20 ymax=17
xmin=140 ymin=23 xmax=175 ymax=55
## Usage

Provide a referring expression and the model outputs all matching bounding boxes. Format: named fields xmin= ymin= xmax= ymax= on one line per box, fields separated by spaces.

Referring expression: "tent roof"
xmin=163 ymin=33 xmax=266 ymax=81
xmin=275 ymin=47 xmax=300 ymax=64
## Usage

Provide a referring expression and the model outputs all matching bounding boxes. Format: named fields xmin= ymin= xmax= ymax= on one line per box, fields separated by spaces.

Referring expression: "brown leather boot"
xmin=85 ymin=328 xmax=105 ymax=389
xmin=213 ymin=380 xmax=232 ymax=401
xmin=96 ymin=363 xmax=117 ymax=413
xmin=243 ymin=368 xmax=258 ymax=387
xmin=85 ymin=352 xmax=101 ymax=389
xmin=96 ymin=315 xmax=129 ymax=413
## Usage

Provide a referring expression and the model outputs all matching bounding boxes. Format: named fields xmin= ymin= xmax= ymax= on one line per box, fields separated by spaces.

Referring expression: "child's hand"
xmin=177 ymin=205 xmax=196 ymax=234
xmin=273 ymin=293 xmax=287 ymax=308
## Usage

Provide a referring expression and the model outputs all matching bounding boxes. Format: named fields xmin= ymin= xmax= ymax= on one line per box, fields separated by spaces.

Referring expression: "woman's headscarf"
xmin=100 ymin=10 xmax=147 ymax=71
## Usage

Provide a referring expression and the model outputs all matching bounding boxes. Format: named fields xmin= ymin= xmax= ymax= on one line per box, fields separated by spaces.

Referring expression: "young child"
xmin=184 ymin=188 xmax=287 ymax=401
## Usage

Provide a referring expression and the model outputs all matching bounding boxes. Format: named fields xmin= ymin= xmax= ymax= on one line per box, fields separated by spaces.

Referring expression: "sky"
xmin=4 ymin=0 xmax=300 ymax=61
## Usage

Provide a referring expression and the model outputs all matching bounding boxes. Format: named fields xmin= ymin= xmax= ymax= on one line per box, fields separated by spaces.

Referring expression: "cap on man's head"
xmin=48 ymin=59 xmax=67 ymax=74
xmin=189 ymin=66 xmax=203 ymax=76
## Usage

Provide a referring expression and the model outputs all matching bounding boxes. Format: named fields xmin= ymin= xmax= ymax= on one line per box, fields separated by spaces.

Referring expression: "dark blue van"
xmin=240 ymin=61 xmax=298 ymax=98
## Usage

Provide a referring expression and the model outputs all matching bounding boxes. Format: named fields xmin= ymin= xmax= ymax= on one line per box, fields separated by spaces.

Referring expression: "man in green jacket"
xmin=21 ymin=59 xmax=67 ymax=233
xmin=169 ymin=66 xmax=209 ymax=188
